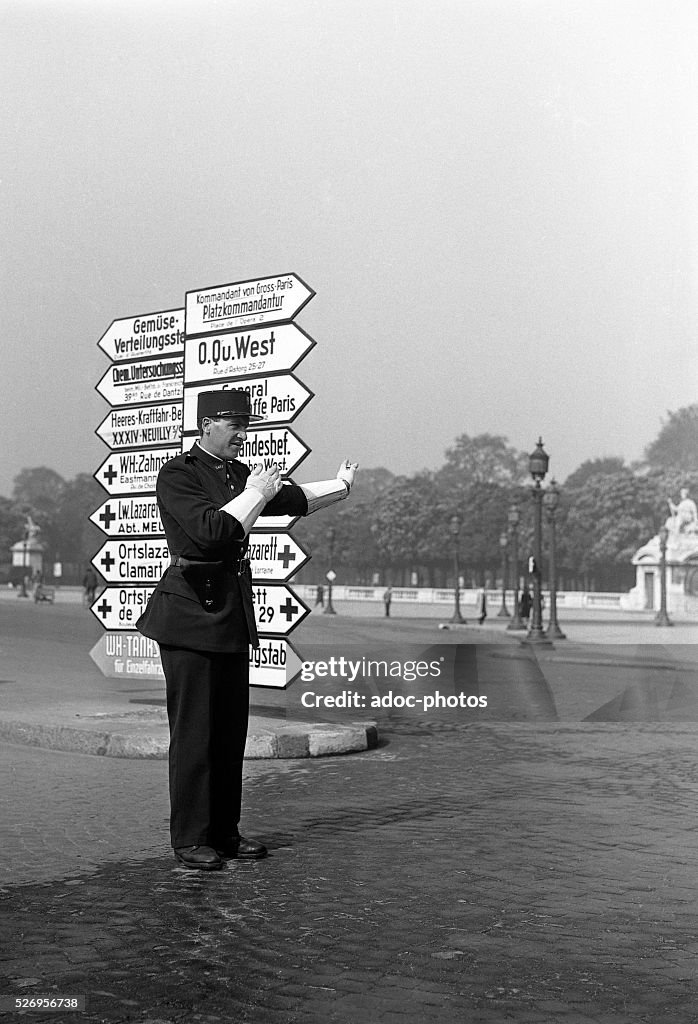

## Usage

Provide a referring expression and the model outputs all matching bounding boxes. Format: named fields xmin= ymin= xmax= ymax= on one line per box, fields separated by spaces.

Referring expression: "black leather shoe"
xmin=215 ymin=835 xmax=267 ymax=860
xmin=174 ymin=845 xmax=223 ymax=870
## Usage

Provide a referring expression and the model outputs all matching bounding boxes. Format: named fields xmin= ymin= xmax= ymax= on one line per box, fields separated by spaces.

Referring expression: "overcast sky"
xmin=2 ymin=0 xmax=697 ymax=498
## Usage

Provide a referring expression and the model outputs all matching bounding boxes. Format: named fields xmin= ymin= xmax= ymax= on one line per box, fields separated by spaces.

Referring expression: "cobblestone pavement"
xmin=4 ymin=720 xmax=698 ymax=1023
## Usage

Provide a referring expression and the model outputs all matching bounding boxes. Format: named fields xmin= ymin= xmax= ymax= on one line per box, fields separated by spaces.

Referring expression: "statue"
xmin=666 ymin=488 xmax=698 ymax=536
xmin=24 ymin=515 xmax=40 ymax=543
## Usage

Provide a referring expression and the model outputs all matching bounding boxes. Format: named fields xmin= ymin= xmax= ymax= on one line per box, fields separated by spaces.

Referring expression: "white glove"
xmin=337 ymin=460 xmax=359 ymax=492
xmin=245 ymin=463 xmax=283 ymax=502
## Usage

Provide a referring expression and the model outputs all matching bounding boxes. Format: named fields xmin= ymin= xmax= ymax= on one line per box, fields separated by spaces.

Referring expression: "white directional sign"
xmin=253 ymin=514 xmax=301 ymax=531
xmin=90 ymin=586 xmax=155 ymax=631
xmin=252 ymin=584 xmax=310 ymax=636
xmin=185 ymin=323 xmax=316 ymax=383
xmin=249 ymin=638 xmax=303 ymax=689
xmin=89 ymin=631 xmax=164 ymax=681
xmin=92 ymin=540 xmax=170 ymax=584
xmin=185 ymin=273 xmax=314 ymax=337
xmin=98 ymin=308 xmax=184 ymax=362
xmin=248 ymin=532 xmax=310 ymax=582
xmin=180 ymin=424 xmax=310 ymax=476
xmin=96 ymin=355 xmax=183 ymax=408
xmin=90 ymin=497 xmax=164 ymax=538
xmin=96 ymin=403 xmax=183 ymax=450
xmin=95 ymin=447 xmax=178 ymax=496
xmin=182 ymin=375 xmax=313 ymax=430
xmin=239 ymin=427 xmax=310 ymax=475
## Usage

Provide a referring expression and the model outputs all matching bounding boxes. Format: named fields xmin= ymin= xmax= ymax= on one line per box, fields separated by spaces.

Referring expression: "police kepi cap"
xmin=197 ymin=389 xmax=264 ymax=422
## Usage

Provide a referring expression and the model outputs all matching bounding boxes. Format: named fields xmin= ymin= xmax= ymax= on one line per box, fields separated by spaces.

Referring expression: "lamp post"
xmin=323 ymin=526 xmax=337 ymax=615
xmin=497 ymin=531 xmax=510 ymax=617
xmin=655 ymin=525 xmax=673 ymax=627
xmin=525 ymin=438 xmax=552 ymax=646
xmin=543 ymin=478 xmax=566 ymax=639
xmin=450 ymin=514 xmax=465 ymax=624
xmin=506 ymin=505 xmax=525 ymax=630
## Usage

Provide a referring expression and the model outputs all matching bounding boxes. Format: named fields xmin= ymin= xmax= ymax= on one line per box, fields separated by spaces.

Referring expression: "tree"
xmin=644 ymin=405 xmax=698 ymax=473
xmin=439 ymin=434 xmax=528 ymax=492
xmin=0 ymin=496 xmax=26 ymax=567
xmin=557 ymin=470 xmax=660 ymax=587
xmin=12 ymin=467 xmax=66 ymax=510
xmin=564 ymin=457 xmax=626 ymax=490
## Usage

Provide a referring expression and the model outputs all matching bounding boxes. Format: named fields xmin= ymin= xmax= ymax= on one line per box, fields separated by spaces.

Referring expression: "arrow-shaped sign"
xmin=182 ymin=374 xmax=313 ymax=431
xmin=248 ymin=531 xmax=310 ymax=582
xmin=184 ymin=323 xmax=316 ymax=383
xmin=94 ymin=447 xmax=178 ymax=496
xmin=90 ymin=497 xmax=164 ymax=538
xmin=185 ymin=272 xmax=314 ymax=337
xmin=90 ymin=586 xmax=155 ymax=631
xmin=96 ymin=355 xmax=183 ymax=408
xmin=252 ymin=583 xmax=310 ymax=637
xmin=98 ymin=308 xmax=184 ymax=362
xmin=89 ymin=631 xmax=165 ymax=680
xmin=92 ymin=539 xmax=170 ymax=584
xmin=96 ymin=404 xmax=183 ymax=450
xmin=180 ymin=425 xmax=310 ymax=477
xmin=249 ymin=638 xmax=304 ymax=689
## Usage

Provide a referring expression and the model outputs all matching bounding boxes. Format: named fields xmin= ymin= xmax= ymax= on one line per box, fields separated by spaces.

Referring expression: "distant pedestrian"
xmin=476 ymin=589 xmax=487 ymax=625
xmin=383 ymin=586 xmax=393 ymax=617
xmin=315 ymin=585 xmax=324 ymax=607
xmin=519 ymin=585 xmax=532 ymax=623
xmin=82 ymin=567 xmax=98 ymax=606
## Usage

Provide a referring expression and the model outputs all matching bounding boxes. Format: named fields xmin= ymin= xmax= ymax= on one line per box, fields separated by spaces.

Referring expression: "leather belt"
xmin=170 ymin=555 xmax=251 ymax=576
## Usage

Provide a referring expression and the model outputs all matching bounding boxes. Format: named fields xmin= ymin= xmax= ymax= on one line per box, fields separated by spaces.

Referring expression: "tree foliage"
xmin=3 ymin=402 xmax=697 ymax=590
xmin=644 ymin=404 xmax=698 ymax=472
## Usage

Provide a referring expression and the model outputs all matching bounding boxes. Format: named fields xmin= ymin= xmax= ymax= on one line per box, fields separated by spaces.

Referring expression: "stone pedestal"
xmin=624 ymin=533 xmax=698 ymax=616
xmin=10 ymin=539 xmax=44 ymax=578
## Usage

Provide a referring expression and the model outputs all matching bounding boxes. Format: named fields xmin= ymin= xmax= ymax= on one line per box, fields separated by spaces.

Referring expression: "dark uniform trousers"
xmin=136 ymin=444 xmax=309 ymax=851
xmin=160 ymin=645 xmax=250 ymax=848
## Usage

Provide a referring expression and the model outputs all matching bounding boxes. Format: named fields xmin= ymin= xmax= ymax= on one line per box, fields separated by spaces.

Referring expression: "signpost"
xmin=184 ymin=323 xmax=316 ymax=382
xmin=98 ymin=308 xmax=184 ymax=362
xmin=92 ymin=539 xmax=170 ymax=584
xmin=185 ymin=273 xmax=314 ymax=336
xmin=91 ymin=312 xmax=184 ymax=679
xmin=183 ymin=271 xmax=316 ymax=687
xmin=248 ymin=532 xmax=310 ymax=582
xmin=94 ymin=447 xmax=179 ymax=496
xmin=181 ymin=374 xmax=313 ymax=429
xmin=90 ymin=497 xmax=164 ymax=538
xmin=251 ymin=584 xmax=311 ymax=636
xmin=90 ymin=274 xmax=317 ymax=688
xmin=249 ymin=638 xmax=304 ymax=690
xmin=96 ymin=354 xmax=184 ymax=408
xmin=96 ymin=404 xmax=183 ymax=450
xmin=90 ymin=585 xmax=155 ymax=631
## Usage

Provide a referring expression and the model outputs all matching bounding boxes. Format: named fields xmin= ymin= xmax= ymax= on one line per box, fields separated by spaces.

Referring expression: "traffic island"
xmin=0 ymin=707 xmax=379 ymax=761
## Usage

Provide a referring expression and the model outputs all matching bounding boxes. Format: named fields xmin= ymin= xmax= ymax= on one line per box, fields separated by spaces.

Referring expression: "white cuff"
xmin=221 ymin=489 xmax=267 ymax=535
xmin=300 ymin=479 xmax=350 ymax=515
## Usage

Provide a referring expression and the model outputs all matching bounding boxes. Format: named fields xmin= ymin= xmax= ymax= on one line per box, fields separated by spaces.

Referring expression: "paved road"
xmin=4 ymin=601 xmax=698 ymax=1022
xmin=4 ymin=723 xmax=698 ymax=1023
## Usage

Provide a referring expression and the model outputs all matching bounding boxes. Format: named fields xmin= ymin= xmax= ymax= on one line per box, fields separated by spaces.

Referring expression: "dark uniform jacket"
xmin=136 ymin=442 xmax=308 ymax=652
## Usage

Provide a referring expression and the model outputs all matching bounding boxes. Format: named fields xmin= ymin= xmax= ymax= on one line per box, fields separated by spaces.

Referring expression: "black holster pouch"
xmin=178 ymin=560 xmax=226 ymax=613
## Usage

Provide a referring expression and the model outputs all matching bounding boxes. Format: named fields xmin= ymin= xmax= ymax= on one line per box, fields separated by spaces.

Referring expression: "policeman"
xmin=137 ymin=388 xmax=358 ymax=870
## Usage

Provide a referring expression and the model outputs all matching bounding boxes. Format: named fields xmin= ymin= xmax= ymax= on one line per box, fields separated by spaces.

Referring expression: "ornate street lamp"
xmin=450 ymin=514 xmax=465 ymax=624
xmin=506 ymin=504 xmax=525 ymax=630
xmin=497 ymin=531 xmax=510 ymax=617
xmin=543 ymin=478 xmax=566 ymax=639
xmin=525 ymin=438 xmax=552 ymax=646
xmin=655 ymin=524 xmax=673 ymax=628
xmin=323 ymin=526 xmax=337 ymax=615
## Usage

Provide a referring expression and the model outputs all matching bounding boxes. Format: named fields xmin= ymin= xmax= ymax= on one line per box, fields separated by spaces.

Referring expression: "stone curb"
xmin=0 ymin=715 xmax=379 ymax=761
